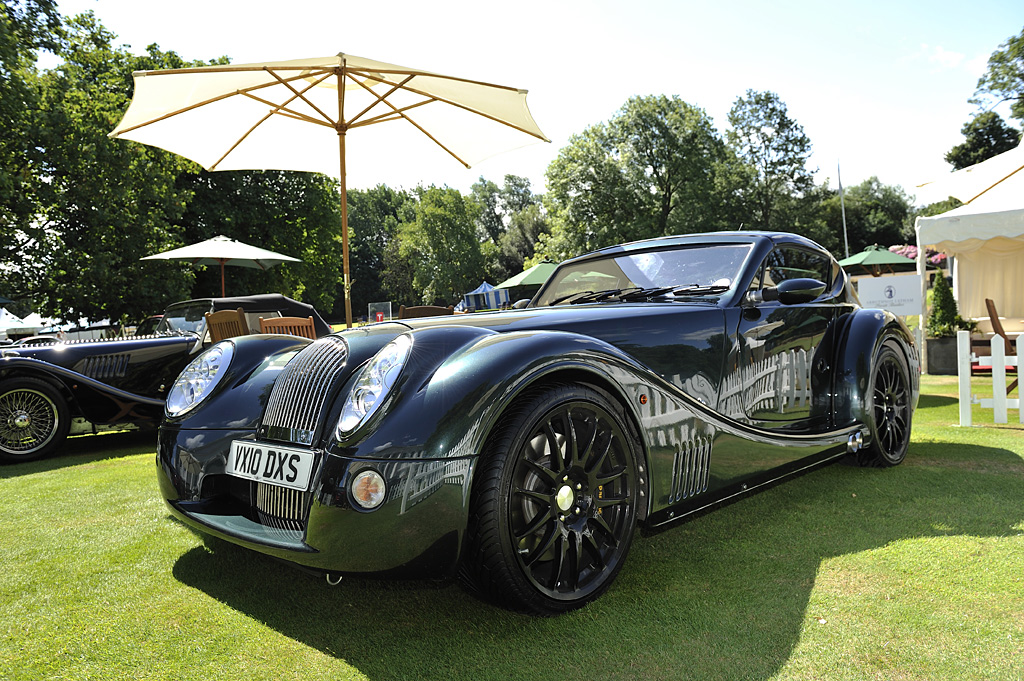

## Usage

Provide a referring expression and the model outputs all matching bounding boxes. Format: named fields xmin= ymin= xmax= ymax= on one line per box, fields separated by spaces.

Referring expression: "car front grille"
xmin=261 ymin=336 xmax=349 ymax=445
xmin=255 ymin=482 xmax=309 ymax=534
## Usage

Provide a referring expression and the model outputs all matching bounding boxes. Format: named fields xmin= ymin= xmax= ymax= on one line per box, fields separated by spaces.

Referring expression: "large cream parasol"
xmin=110 ymin=52 xmax=549 ymax=326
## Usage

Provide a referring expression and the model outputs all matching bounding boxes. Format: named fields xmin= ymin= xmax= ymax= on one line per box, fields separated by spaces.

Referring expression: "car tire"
xmin=857 ymin=340 xmax=912 ymax=468
xmin=0 ymin=377 xmax=71 ymax=463
xmin=462 ymin=383 xmax=640 ymax=615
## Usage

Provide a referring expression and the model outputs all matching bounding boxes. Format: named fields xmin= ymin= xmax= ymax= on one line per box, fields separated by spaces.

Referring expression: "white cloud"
xmin=918 ymin=43 xmax=967 ymax=70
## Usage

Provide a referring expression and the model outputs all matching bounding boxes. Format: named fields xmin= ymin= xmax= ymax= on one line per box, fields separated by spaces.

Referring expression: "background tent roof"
xmin=916 ymin=161 xmax=1024 ymax=325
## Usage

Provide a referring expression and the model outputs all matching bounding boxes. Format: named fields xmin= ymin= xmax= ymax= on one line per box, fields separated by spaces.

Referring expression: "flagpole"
xmin=838 ymin=162 xmax=850 ymax=259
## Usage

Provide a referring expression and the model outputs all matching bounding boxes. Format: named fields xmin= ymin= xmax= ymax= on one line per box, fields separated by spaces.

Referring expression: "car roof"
xmin=165 ymin=294 xmax=332 ymax=337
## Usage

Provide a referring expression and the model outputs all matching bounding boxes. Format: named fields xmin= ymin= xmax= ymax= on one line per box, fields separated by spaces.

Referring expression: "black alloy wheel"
xmin=858 ymin=340 xmax=911 ymax=467
xmin=463 ymin=384 xmax=640 ymax=615
xmin=0 ymin=377 xmax=70 ymax=463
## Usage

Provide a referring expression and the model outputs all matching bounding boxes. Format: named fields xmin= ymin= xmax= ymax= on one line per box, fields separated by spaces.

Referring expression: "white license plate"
xmin=226 ymin=440 xmax=315 ymax=491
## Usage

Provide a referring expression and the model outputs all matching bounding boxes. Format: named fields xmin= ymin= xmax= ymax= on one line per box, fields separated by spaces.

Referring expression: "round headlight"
xmin=165 ymin=342 xmax=234 ymax=417
xmin=336 ymin=334 xmax=412 ymax=436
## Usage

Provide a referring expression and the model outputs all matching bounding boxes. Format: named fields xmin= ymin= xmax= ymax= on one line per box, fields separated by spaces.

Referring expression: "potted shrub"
xmin=925 ymin=272 xmax=976 ymax=374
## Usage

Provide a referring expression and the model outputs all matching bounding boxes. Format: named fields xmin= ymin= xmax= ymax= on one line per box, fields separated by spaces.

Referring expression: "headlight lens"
xmin=165 ymin=342 xmax=234 ymax=417
xmin=337 ymin=334 xmax=412 ymax=436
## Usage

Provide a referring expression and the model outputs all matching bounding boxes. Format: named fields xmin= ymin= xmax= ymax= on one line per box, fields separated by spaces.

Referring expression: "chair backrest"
xmin=985 ymin=298 xmax=1014 ymax=355
xmin=259 ymin=315 xmax=317 ymax=339
xmin=397 ymin=305 xmax=454 ymax=319
xmin=205 ymin=308 xmax=249 ymax=342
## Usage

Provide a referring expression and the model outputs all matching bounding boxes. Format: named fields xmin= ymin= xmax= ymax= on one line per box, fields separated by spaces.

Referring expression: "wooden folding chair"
xmin=397 ymin=305 xmax=454 ymax=319
xmin=986 ymin=298 xmax=1018 ymax=394
xmin=258 ymin=315 xmax=317 ymax=339
xmin=204 ymin=308 xmax=249 ymax=342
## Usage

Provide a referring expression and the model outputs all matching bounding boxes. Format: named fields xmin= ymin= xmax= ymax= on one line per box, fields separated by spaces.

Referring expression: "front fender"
xmin=832 ymin=308 xmax=920 ymax=429
xmin=331 ymin=328 xmax=645 ymax=464
xmin=165 ymin=334 xmax=315 ymax=431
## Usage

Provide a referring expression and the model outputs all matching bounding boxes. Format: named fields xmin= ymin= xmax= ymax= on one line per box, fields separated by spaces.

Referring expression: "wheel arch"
xmin=487 ymin=365 xmax=652 ymax=522
xmin=832 ymin=308 xmax=920 ymax=430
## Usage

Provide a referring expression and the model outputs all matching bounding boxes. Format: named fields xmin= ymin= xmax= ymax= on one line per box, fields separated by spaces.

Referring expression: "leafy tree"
xmin=470 ymin=177 xmax=503 ymax=245
xmin=401 ymin=186 xmax=484 ymax=305
xmin=972 ymin=27 xmax=1024 ymax=125
xmin=346 ymin=185 xmax=415 ymax=318
xmin=819 ymin=177 xmax=914 ymax=255
xmin=945 ymin=111 xmax=1020 ymax=170
xmin=31 ymin=15 xmax=206 ymax=322
xmin=177 ymin=169 xmax=342 ymax=314
xmin=468 ymin=174 xmax=545 ymax=281
xmin=0 ymin=0 xmax=62 ymax=303
xmin=540 ymin=95 xmax=732 ymax=260
xmin=727 ymin=90 xmax=814 ymax=231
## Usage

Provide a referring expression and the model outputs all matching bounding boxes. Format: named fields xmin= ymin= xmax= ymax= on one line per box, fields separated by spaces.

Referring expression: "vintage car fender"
xmin=829 ymin=307 xmax=920 ymax=433
xmin=167 ymin=334 xmax=319 ymax=432
xmin=0 ymin=355 xmax=165 ymax=427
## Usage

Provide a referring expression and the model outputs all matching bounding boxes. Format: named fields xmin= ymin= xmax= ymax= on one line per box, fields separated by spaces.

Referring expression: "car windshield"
xmin=155 ymin=301 xmax=210 ymax=336
xmin=534 ymin=243 xmax=752 ymax=307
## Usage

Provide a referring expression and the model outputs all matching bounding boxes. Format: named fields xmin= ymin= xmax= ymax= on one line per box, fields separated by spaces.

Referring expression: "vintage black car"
xmin=0 ymin=294 xmax=329 ymax=463
xmin=156 ymin=232 xmax=919 ymax=614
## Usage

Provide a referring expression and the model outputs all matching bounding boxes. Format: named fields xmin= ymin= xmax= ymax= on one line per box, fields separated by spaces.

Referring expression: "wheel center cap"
xmin=555 ymin=485 xmax=575 ymax=512
xmin=11 ymin=411 xmax=30 ymax=430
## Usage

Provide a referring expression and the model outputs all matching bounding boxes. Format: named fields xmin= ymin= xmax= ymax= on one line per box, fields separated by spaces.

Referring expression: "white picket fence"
xmin=956 ymin=330 xmax=1021 ymax=425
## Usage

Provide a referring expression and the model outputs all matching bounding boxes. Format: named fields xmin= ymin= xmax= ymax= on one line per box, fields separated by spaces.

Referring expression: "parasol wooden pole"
xmin=340 ymin=129 xmax=352 ymax=328
xmin=220 ymin=259 xmax=226 ymax=297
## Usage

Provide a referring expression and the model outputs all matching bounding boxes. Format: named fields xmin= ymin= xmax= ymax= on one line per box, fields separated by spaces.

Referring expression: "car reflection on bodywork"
xmin=156 ymin=232 xmax=919 ymax=615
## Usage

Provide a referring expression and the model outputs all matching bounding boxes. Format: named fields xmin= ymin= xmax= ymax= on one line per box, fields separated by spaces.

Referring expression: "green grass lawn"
xmin=1 ymin=376 xmax=1021 ymax=680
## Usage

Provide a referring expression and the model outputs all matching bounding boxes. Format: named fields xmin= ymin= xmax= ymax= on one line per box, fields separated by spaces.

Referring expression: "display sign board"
xmin=856 ymin=274 xmax=921 ymax=316
xmin=368 ymin=302 xmax=392 ymax=323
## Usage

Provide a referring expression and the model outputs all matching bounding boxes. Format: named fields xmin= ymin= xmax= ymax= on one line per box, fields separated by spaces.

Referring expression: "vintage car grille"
xmin=255 ymin=482 xmax=309 ymax=534
xmin=261 ymin=336 xmax=349 ymax=445
xmin=76 ymin=354 xmax=131 ymax=380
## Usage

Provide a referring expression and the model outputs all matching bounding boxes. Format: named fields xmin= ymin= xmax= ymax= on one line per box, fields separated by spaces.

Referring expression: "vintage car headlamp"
xmin=165 ymin=342 xmax=234 ymax=417
xmin=337 ymin=334 xmax=412 ymax=435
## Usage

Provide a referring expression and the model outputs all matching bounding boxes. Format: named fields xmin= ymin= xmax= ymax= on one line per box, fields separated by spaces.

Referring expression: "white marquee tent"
xmin=915 ymin=143 xmax=1024 ymax=339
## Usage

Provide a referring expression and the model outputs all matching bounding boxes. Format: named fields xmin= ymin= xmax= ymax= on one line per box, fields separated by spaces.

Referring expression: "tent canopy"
xmin=462 ymin=281 xmax=508 ymax=311
xmin=915 ymin=175 xmax=1024 ymax=326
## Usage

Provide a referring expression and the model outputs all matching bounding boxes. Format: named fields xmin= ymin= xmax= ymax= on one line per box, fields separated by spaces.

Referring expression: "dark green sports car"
xmin=156 ymin=232 xmax=919 ymax=614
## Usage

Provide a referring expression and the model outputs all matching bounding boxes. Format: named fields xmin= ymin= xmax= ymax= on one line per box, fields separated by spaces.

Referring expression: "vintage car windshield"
xmin=534 ymin=243 xmax=752 ymax=307
xmin=155 ymin=301 xmax=209 ymax=336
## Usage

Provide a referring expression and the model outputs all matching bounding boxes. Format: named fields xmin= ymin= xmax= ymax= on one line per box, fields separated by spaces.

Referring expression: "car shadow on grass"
xmin=0 ymin=430 xmax=156 ymax=479
xmin=171 ymin=444 xmax=1024 ymax=681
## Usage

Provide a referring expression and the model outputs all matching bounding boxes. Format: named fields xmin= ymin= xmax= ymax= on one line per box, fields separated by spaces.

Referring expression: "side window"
xmin=763 ymin=247 xmax=831 ymax=289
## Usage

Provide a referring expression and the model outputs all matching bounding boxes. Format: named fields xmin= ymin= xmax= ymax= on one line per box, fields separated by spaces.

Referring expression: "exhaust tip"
xmin=847 ymin=431 xmax=864 ymax=453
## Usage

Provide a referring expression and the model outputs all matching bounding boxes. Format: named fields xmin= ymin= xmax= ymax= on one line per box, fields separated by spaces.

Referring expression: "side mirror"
xmin=511 ymin=298 xmax=530 ymax=309
xmin=745 ymin=278 xmax=826 ymax=306
xmin=775 ymin=278 xmax=826 ymax=304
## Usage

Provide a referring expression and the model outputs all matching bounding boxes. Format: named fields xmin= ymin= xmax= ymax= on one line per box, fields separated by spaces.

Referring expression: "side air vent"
xmin=76 ymin=354 xmax=131 ymax=380
xmin=669 ymin=437 xmax=711 ymax=503
xmin=261 ymin=336 xmax=349 ymax=445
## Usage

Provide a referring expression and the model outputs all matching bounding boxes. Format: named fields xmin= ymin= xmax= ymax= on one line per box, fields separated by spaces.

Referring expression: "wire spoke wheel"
xmin=0 ymin=378 xmax=69 ymax=462
xmin=463 ymin=384 xmax=639 ymax=615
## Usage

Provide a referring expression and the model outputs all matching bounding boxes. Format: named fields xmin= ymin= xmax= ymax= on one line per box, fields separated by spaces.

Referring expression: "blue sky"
xmin=52 ymin=0 xmax=1024 ymax=205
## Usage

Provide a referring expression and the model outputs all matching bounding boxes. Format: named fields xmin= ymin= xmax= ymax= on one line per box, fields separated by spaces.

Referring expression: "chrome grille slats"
xmin=255 ymin=482 xmax=308 ymax=534
xmin=262 ymin=336 xmax=348 ymax=444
